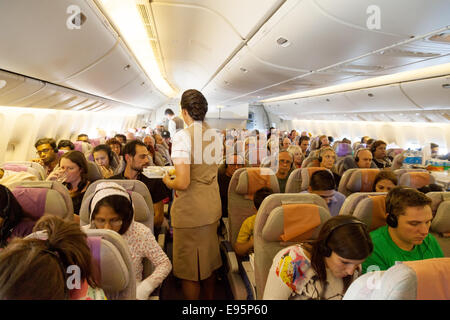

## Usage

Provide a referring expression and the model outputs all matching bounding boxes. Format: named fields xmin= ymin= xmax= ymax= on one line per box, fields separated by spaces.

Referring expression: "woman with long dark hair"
xmin=264 ymin=215 xmax=373 ymax=300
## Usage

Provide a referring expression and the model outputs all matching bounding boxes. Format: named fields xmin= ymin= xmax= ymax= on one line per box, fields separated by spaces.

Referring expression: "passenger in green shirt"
xmin=362 ymin=186 xmax=444 ymax=273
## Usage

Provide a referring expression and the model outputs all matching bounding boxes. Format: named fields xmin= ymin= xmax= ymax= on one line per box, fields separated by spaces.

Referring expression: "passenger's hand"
xmin=31 ymin=158 xmax=44 ymax=166
xmin=46 ymin=167 xmax=66 ymax=182
xmin=136 ymin=279 xmax=156 ymax=300
xmin=162 ymin=172 xmax=172 ymax=188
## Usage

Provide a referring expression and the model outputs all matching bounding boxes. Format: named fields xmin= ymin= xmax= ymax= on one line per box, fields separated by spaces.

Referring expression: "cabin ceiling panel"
xmin=152 ymin=0 xmax=284 ymax=39
xmin=401 ymin=75 xmax=450 ymax=110
xmin=246 ymin=0 xmax=405 ymax=72
xmin=344 ymin=84 xmax=421 ymax=112
xmin=0 ymin=0 xmax=117 ymax=83
xmin=59 ymin=43 xmax=141 ymax=100
xmin=0 ymin=78 xmax=45 ymax=106
xmin=314 ymin=0 xmax=450 ymax=37
xmin=152 ymin=2 xmax=244 ymax=90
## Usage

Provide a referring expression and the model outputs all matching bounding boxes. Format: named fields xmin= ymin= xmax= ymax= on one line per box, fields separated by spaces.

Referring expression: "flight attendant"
xmin=162 ymin=89 xmax=222 ymax=300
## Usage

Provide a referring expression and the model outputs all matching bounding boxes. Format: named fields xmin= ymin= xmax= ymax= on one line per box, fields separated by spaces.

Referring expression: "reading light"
xmin=96 ymin=0 xmax=177 ymax=97
xmin=0 ymin=80 xmax=6 ymax=89
xmin=442 ymin=84 xmax=450 ymax=89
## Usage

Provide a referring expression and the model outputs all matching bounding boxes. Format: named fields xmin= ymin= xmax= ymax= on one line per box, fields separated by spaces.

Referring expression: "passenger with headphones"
xmin=92 ymin=144 xmax=121 ymax=179
xmin=318 ymin=147 xmax=341 ymax=189
xmin=276 ymin=149 xmax=294 ymax=193
xmin=264 ymin=215 xmax=373 ymax=300
xmin=340 ymin=148 xmax=375 ymax=175
xmin=0 ymin=215 xmax=106 ymax=299
xmin=362 ymin=186 xmax=443 ymax=273
xmin=371 ymin=140 xmax=392 ymax=169
xmin=83 ymin=181 xmax=172 ymax=300
xmin=217 ymin=153 xmax=245 ymax=218
xmin=31 ymin=137 xmax=60 ymax=176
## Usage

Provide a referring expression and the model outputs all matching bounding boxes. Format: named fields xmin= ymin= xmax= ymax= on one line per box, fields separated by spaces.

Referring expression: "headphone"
xmin=354 ymin=148 xmax=371 ymax=163
xmin=319 ymin=218 xmax=367 ymax=257
xmin=1 ymin=185 xmax=11 ymax=218
xmin=385 ymin=191 xmax=398 ymax=228
xmin=318 ymin=147 xmax=335 ymax=163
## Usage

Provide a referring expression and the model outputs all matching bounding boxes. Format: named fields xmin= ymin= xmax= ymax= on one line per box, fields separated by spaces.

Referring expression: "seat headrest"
xmin=86 ymin=161 xmax=102 ymax=182
xmin=262 ymin=203 xmax=330 ymax=242
xmin=403 ymin=258 xmax=450 ymax=300
xmin=353 ymin=195 xmax=387 ymax=231
xmin=399 ymin=172 xmax=432 ymax=189
xmin=430 ymin=193 xmax=450 ymax=235
xmin=335 ymin=143 xmax=352 ymax=157
xmin=235 ymin=168 xmax=279 ymax=199
xmin=301 ymin=167 xmax=329 ymax=190
xmin=12 ymin=186 xmax=70 ymax=220
xmin=84 ymin=229 xmax=135 ymax=299
xmin=346 ymin=169 xmax=379 ymax=192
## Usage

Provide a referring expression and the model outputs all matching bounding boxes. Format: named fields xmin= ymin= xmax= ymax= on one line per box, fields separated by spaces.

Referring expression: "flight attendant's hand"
xmin=162 ymin=173 xmax=172 ymax=188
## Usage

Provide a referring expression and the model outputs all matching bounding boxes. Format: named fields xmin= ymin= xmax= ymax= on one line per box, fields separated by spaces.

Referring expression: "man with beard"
xmin=110 ymin=140 xmax=170 ymax=233
xmin=32 ymin=138 xmax=60 ymax=176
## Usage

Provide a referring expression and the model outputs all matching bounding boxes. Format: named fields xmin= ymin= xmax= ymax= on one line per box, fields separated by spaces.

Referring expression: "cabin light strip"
xmin=94 ymin=0 xmax=177 ymax=98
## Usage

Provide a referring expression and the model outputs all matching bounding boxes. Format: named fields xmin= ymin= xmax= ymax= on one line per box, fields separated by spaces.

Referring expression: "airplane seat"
xmin=285 ymin=167 xmax=331 ymax=193
xmin=223 ymin=167 xmax=280 ymax=300
xmin=86 ymin=161 xmax=103 ymax=182
xmin=344 ymin=258 xmax=450 ymax=300
xmin=393 ymin=168 xmax=427 ymax=178
xmin=11 ymin=181 xmax=74 ymax=220
xmin=309 ymin=137 xmax=320 ymax=151
xmin=338 ymin=168 xmax=380 ymax=197
xmin=338 ymin=192 xmax=387 ymax=216
xmin=89 ymin=138 xmax=102 ymax=148
xmin=352 ymin=142 xmax=361 ymax=152
xmin=398 ymin=171 xmax=435 ymax=189
xmin=80 ymin=179 xmax=157 ymax=286
xmin=334 ymin=142 xmax=352 ymax=160
xmin=352 ymin=194 xmax=387 ymax=232
xmin=1 ymin=161 xmax=46 ymax=180
xmin=74 ymin=141 xmax=94 ymax=159
xmin=338 ymin=156 xmax=378 ymax=176
xmin=254 ymin=193 xmax=330 ymax=300
xmin=84 ymin=229 xmax=137 ymax=300
xmin=426 ymin=192 xmax=450 ymax=257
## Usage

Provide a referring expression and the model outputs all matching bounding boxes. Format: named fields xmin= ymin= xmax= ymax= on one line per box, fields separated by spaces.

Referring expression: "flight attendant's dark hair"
xmin=180 ymin=89 xmax=208 ymax=121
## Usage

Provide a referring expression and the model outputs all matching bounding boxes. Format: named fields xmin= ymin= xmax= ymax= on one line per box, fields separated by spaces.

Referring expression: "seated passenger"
xmin=92 ymin=144 xmax=119 ymax=179
xmin=276 ymin=150 xmax=294 ymax=193
xmin=298 ymin=136 xmax=310 ymax=157
xmin=83 ymin=182 xmax=171 ymax=300
xmin=341 ymin=148 xmax=374 ymax=173
xmin=143 ymin=135 xmax=163 ymax=166
xmin=110 ymin=140 xmax=170 ymax=231
xmin=371 ymin=140 xmax=392 ymax=169
xmin=31 ymin=138 xmax=60 ymax=176
xmin=264 ymin=215 xmax=373 ymax=300
xmin=234 ymin=187 xmax=273 ymax=257
xmin=430 ymin=143 xmax=439 ymax=159
xmin=46 ymin=151 xmax=90 ymax=215
xmin=308 ymin=171 xmax=346 ymax=217
xmin=57 ymin=140 xmax=75 ymax=152
xmin=373 ymin=170 xmax=397 ymax=193
xmin=318 ymin=135 xmax=330 ymax=148
xmin=287 ymin=145 xmax=303 ymax=169
xmin=114 ymin=134 xmax=127 ymax=145
xmin=77 ymin=134 xmax=89 ymax=143
xmin=318 ymin=147 xmax=341 ymax=188
xmin=0 ymin=215 xmax=106 ymax=300
xmin=362 ymin=187 xmax=443 ymax=273
xmin=282 ymin=137 xmax=292 ymax=150
xmin=154 ymin=133 xmax=172 ymax=166
xmin=0 ymin=184 xmax=37 ymax=247
xmin=106 ymin=138 xmax=122 ymax=157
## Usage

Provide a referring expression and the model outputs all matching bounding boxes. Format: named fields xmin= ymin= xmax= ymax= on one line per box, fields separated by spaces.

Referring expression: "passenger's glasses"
xmin=94 ymin=218 xmax=123 ymax=228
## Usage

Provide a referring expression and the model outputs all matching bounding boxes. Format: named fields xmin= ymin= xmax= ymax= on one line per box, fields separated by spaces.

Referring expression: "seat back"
xmin=393 ymin=168 xmax=427 ymax=178
xmin=398 ymin=171 xmax=435 ymax=189
xmin=79 ymin=179 xmax=154 ymax=232
xmin=339 ymin=192 xmax=387 ymax=216
xmin=427 ymin=192 xmax=450 ymax=257
xmin=285 ymin=167 xmax=331 ymax=193
xmin=1 ymin=161 xmax=46 ymax=180
xmin=86 ymin=161 xmax=103 ymax=182
xmin=85 ymin=229 xmax=136 ymax=300
xmin=11 ymin=181 xmax=74 ymax=219
xmin=338 ymin=168 xmax=380 ymax=196
xmin=254 ymin=193 xmax=330 ymax=299
xmin=74 ymin=141 xmax=93 ymax=158
xmin=228 ymin=167 xmax=280 ymax=246
xmin=352 ymin=194 xmax=387 ymax=232
xmin=334 ymin=142 xmax=352 ymax=159
xmin=344 ymin=258 xmax=450 ymax=300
